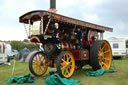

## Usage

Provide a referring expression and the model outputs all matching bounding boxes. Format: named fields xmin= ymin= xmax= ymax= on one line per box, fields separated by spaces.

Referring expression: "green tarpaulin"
xmin=86 ymin=69 xmax=116 ymax=76
xmin=44 ymin=74 xmax=81 ymax=85
xmin=7 ymin=73 xmax=36 ymax=84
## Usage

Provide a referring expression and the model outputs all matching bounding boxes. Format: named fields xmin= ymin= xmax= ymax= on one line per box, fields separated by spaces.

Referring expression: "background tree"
xmin=10 ymin=41 xmax=39 ymax=51
xmin=10 ymin=41 xmax=25 ymax=51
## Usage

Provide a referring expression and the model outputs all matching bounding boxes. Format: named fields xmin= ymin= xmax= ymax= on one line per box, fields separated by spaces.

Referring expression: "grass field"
xmin=0 ymin=58 xmax=128 ymax=85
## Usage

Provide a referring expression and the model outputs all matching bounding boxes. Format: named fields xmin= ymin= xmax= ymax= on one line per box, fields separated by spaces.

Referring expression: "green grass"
xmin=0 ymin=58 xmax=128 ymax=85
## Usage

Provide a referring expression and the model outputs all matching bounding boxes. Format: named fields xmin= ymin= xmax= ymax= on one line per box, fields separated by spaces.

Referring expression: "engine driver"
xmin=75 ymin=28 xmax=83 ymax=49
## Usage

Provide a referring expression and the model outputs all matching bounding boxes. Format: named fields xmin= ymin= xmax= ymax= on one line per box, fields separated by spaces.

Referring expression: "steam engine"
xmin=30 ymin=20 xmax=98 ymax=68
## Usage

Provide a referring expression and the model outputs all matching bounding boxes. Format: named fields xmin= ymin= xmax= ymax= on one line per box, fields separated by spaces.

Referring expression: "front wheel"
xmin=56 ymin=51 xmax=75 ymax=78
xmin=29 ymin=51 xmax=48 ymax=76
xmin=90 ymin=40 xmax=112 ymax=70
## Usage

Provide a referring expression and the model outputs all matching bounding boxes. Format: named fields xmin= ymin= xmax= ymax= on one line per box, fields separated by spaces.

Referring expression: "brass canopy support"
xmin=41 ymin=17 xmax=44 ymax=34
xmin=44 ymin=18 xmax=51 ymax=35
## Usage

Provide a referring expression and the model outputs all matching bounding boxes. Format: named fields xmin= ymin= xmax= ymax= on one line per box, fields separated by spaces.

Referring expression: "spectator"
xmin=7 ymin=55 xmax=11 ymax=65
xmin=75 ymin=28 xmax=83 ymax=49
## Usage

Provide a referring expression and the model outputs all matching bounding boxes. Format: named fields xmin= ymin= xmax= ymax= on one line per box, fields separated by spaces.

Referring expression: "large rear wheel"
xmin=29 ymin=51 xmax=48 ymax=76
xmin=56 ymin=51 xmax=75 ymax=78
xmin=90 ymin=40 xmax=112 ymax=70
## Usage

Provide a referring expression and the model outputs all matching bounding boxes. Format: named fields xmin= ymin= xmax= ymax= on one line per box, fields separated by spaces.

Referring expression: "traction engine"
xmin=19 ymin=0 xmax=113 ymax=78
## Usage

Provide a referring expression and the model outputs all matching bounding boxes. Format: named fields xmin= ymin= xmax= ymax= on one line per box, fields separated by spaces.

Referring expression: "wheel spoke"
xmin=68 ymin=66 xmax=71 ymax=71
xmin=68 ymin=61 xmax=72 ymax=65
xmin=98 ymin=55 xmax=102 ymax=59
xmin=67 ymin=56 xmax=71 ymax=63
xmin=36 ymin=55 xmax=39 ymax=61
xmin=63 ymin=55 xmax=66 ymax=60
xmin=103 ymin=50 xmax=110 ymax=54
xmin=103 ymin=62 xmax=108 ymax=68
xmin=38 ymin=54 xmax=41 ymax=61
xmin=35 ymin=65 xmax=38 ymax=72
xmin=41 ymin=56 xmax=44 ymax=61
xmin=99 ymin=63 xmax=102 ymax=67
xmin=33 ymin=59 xmax=36 ymax=62
xmin=68 ymin=58 xmax=71 ymax=62
xmin=40 ymin=66 xmax=44 ymax=72
xmin=100 ymin=61 xmax=104 ymax=67
xmin=61 ymin=59 xmax=66 ymax=63
xmin=62 ymin=68 xmax=66 ymax=75
xmin=32 ymin=64 xmax=36 ymax=69
xmin=104 ymin=58 xmax=110 ymax=61
xmin=61 ymin=66 xmax=66 ymax=70
xmin=67 ymin=56 xmax=69 ymax=62
xmin=101 ymin=43 xmax=107 ymax=50
xmin=42 ymin=58 xmax=45 ymax=63
xmin=101 ymin=62 xmax=108 ymax=68
xmin=40 ymin=66 xmax=44 ymax=70
xmin=37 ymin=54 xmax=39 ymax=60
xmin=99 ymin=47 xmax=102 ymax=51
xmin=61 ymin=62 xmax=65 ymax=66
xmin=100 ymin=61 xmax=108 ymax=68
xmin=66 ymin=68 xmax=69 ymax=75
xmin=38 ymin=55 xmax=40 ymax=61
xmin=39 ymin=67 xmax=41 ymax=72
xmin=38 ymin=66 xmax=41 ymax=72
xmin=98 ymin=59 xmax=102 ymax=63
xmin=34 ymin=57 xmax=37 ymax=62
xmin=34 ymin=56 xmax=37 ymax=61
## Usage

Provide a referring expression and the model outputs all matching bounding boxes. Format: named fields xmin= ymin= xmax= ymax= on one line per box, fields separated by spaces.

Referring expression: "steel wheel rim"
xmin=32 ymin=53 xmax=48 ymax=75
xmin=60 ymin=53 xmax=75 ymax=78
xmin=98 ymin=41 xmax=112 ymax=69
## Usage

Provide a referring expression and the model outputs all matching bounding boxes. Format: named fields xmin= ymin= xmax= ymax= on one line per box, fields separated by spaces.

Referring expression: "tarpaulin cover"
xmin=86 ymin=69 xmax=116 ymax=76
xmin=44 ymin=74 xmax=81 ymax=85
xmin=7 ymin=73 xmax=36 ymax=84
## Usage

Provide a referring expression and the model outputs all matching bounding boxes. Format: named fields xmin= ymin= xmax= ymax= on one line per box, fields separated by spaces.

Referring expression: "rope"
xmin=24 ymin=24 xmax=29 ymax=38
xmin=12 ymin=56 xmax=16 ymax=76
xmin=29 ymin=19 xmax=31 ymax=37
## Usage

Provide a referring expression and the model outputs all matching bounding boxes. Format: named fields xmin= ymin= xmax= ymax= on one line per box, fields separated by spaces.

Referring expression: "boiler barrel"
xmin=60 ymin=41 xmax=76 ymax=51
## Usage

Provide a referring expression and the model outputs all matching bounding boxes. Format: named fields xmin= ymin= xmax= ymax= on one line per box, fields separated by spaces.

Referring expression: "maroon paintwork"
xmin=71 ymin=50 xmax=89 ymax=60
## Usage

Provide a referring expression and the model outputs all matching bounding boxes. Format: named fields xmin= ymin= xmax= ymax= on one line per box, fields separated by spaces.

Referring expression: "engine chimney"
xmin=48 ymin=0 xmax=57 ymax=13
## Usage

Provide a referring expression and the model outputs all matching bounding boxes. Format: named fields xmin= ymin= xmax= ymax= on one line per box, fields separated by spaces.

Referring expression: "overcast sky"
xmin=0 ymin=0 xmax=128 ymax=41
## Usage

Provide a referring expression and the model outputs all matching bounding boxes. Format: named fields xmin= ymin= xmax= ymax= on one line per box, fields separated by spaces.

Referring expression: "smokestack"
xmin=48 ymin=0 xmax=57 ymax=13
xmin=50 ymin=0 xmax=56 ymax=9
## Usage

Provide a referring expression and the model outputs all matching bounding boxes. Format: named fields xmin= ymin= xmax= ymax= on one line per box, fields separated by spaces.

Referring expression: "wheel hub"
xmin=63 ymin=62 xmax=70 ymax=67
xmin=36 ymin=61 xmax=41 ymax=66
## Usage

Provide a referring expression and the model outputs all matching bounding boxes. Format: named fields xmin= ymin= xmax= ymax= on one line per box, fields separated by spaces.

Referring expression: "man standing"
xmin=75 ymin=28 xmax=83 ymax=49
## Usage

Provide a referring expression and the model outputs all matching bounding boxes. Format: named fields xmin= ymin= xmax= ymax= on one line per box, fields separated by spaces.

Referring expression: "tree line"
xmin=10 ymin=40 xmax=39 ymax=51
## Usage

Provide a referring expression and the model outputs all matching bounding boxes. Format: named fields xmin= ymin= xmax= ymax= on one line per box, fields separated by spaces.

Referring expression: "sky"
xmin=0 ymin=0 xmax=128 ymax=41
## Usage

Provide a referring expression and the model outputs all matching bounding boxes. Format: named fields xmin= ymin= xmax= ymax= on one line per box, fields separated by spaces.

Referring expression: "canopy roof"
xmin=19 ymin=10 xmax=113 ymax=32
